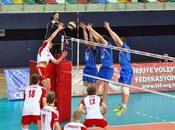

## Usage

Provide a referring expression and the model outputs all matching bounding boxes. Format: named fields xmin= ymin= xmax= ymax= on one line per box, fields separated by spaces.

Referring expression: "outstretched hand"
xmin=57 ymin=23 xmax=65 ymax=30
xmin=62 ymin=51 xmax=68 ymax=57
xmin=104 ymin=21 xmax=110 ymax=30
xmin=86 ymin=23 xmax=93 ymax=31
xmin=80 ymin=23 xmax=86 ymax=30
xmin=87 ymin=24 xmax=93 ymax=31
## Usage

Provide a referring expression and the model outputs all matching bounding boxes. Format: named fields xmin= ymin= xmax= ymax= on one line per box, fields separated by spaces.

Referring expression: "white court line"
xmin=104 ymin=121 xmax=175 ymax=128
xmin=136 ymin=111 xmax=175 ymax=125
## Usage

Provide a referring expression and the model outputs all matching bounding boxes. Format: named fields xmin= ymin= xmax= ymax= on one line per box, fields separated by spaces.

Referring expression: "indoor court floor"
xmin=0 ymin=92 xmax=175 ymax=130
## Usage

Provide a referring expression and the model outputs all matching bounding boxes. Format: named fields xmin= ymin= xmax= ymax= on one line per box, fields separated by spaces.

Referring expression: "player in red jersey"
xmin=63 ymin=111 xmax=87 ymax=130
xmin=21 ymin=74 xmax=47 ymax=130
xmin=41 ymin=91 xmax=61 ymax=130
xmin=79 ymin=87 xmax=109 ymax=130
xmin=37 ymin=22 xmax=67 ymax=92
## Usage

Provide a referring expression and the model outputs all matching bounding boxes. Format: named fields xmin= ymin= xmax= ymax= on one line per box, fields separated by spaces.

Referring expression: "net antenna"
xmin=76 ymin=11 xmax=80 ymax=71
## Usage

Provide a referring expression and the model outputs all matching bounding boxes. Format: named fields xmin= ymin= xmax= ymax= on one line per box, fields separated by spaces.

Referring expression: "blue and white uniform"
xmin=119 ymin=43 xmax=133 ymax=85
xmin=97 ymin=42 xmax=114 ymax=80
xmin=83 ymin=47 xmax=98 ymax=83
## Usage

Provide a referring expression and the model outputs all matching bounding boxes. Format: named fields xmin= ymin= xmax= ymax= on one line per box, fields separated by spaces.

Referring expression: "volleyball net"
xmin=61 ymin=35 xmax=175 ymax=125
xmin=62 ymin=36 xmax=175 ymax=97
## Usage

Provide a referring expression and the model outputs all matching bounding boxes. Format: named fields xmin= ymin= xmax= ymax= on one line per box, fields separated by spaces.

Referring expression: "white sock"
xmin=121 ymin=103 xmax=127 ymax=108
xmin=22 ymin=128 xmax=28 ymax=130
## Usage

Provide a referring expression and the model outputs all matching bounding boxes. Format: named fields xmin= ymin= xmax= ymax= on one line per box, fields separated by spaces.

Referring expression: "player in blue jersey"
xmin=80 ymin=23 xmax=98 ymax=87
xmin=104 ymin=21 xmax=133 ymax=116
xmin=87 ymin=24 xmax=114 ymax=101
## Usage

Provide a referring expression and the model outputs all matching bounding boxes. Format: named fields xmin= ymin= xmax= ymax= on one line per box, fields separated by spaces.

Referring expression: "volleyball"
xmin=67 ymin=21 xmax=76 ymax=30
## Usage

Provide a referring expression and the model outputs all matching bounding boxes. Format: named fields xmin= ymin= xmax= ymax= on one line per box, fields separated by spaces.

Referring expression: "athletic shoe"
xmin=113 ymin=104 xmax=127 ymax=116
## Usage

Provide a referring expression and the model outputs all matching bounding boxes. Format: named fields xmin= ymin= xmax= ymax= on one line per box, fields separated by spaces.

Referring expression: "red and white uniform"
xmin=41 ymin=105 xmax=59 ymax=130
xmin=37 ymin=41 xmax=55 ymax=65
xmin=80 ymin=95 xmax=108 ymax=128
xmin=21 ymin=84 xmax=46 ymax=125
xmin=37 ymin=41 xmax=55 ymax=80
xmin=64 ymin=122 xmax=87 ymax=130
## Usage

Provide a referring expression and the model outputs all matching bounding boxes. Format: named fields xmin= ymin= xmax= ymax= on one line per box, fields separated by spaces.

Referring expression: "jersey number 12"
xmin=89 ymin=99 xmax=95 ymax=105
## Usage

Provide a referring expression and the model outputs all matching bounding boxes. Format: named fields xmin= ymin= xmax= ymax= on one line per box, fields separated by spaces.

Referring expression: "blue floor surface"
xmin=0 ymin=92 xmax=175 ymax=130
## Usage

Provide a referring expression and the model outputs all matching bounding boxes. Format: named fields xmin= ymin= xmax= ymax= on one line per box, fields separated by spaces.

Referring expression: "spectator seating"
xmin=56 ymin=0 xmax=65 ymax=3
xmin=13 ymin=0 xmax=23 ymax=4
xmin=24 ymin=0 xmax=35 ymax=4
xmin=66 ymin=0 xmax=76 ymax=4
xmin=2 ymin=0 xmax=13 ymax=4
xmin=78 ymin=0 xmax=89 ymax=3
xmin=46 ymin=0 xmax=57 ymax=4
xmin=96 ymin=0 xmax=108 ymax=3
xmin=35 ymin=0 xmax=45 ymax=4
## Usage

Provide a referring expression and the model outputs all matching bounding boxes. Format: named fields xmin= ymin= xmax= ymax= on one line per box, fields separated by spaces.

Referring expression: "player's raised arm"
xmin=46 ymin=23 xmax=65 ymax=43
xmin=104 ymin=21 xmax=123 ymax=47
xmin=80 ymin=23 xmax=88 ymax=41
xmin=87 ymin=24 xmax=107 ymax=44
xmin=87 ymin=23 xmax=96 ymax=49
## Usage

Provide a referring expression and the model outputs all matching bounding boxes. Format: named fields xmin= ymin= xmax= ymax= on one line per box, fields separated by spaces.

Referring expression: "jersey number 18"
xmin=29 ymin=90 xmax=35 ymax=98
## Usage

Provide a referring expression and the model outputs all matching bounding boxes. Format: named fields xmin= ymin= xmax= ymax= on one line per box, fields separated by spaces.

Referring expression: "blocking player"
xmin=21 ymin=74 xmax=47 ymax=130
xmin=79 ymin=87 xmax=109 ymax=130
xmin=87 ymin=25 xmax=114 ymax=101
xmin=40 ymin=91 xmax=61 ymax=130
xmin=37 ymin=22 xmax=67 ymax=92
xmin=80 ymin=23 xmax=98 ymax=88
xmin=63 ymin=111 xmax=87 ymax=130
xmin=104 ymin=21 xmax=133 ymax=116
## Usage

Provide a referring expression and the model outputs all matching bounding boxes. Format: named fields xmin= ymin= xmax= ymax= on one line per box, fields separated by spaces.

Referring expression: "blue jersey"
xmin=85 ymin=47 xmax=97 ymax=69
xmin=119 ymin=43 xmax=132 ymax=71
xmin=100 ymin=42 xmax=113 ymax=67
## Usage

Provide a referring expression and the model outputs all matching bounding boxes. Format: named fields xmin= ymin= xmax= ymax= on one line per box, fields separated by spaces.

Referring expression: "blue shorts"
xmin=119 ymin=70 xmax=133 ymax=85
xmin=83 ymin=68 xmax=98 ymax=83
xmin=97 ymin=66 xmax=114 ymax=81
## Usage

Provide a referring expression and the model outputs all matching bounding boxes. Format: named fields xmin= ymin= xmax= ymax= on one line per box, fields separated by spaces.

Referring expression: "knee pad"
xmin=121 ymin=87 xmax=130 ymax=95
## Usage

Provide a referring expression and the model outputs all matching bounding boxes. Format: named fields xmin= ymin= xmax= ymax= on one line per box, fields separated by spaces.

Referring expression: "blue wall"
xmin=0 ymin=11 xmax=175 ymax=67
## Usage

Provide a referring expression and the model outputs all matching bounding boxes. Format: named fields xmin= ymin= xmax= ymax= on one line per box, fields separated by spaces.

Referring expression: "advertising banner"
xmin=72 ymin=62 xmax=175 ymax=96
xmin=4 ymin=68 xmax=29 ymax=100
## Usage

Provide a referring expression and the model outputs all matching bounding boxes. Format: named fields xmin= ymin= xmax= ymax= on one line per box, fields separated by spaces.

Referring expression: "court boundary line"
xmin=107 ymin=121 xmax=175 ymax=128
xmin=136 ymin=111 xmax=175 ymax=123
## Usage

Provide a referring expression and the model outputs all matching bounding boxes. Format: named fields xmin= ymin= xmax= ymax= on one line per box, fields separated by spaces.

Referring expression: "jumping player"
xmin=79 ymin=87 xmax=109 ymax=130
xmin=37 ymin=22 xmax=67 ymax=92
xmin=63 ymin=111 xmax=87 ymax=130
xmin=80 ymin=23 xmax=98 ymax=87
xmin=87 ymin=25 xmax=114 ymax=101
xmin=21 ymin=74 xmax=47 ymax=130
xmin=40 ymin=91 xmax=61 ymax=130
xmin=104 ymin=21 xmax=133 ymax=116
